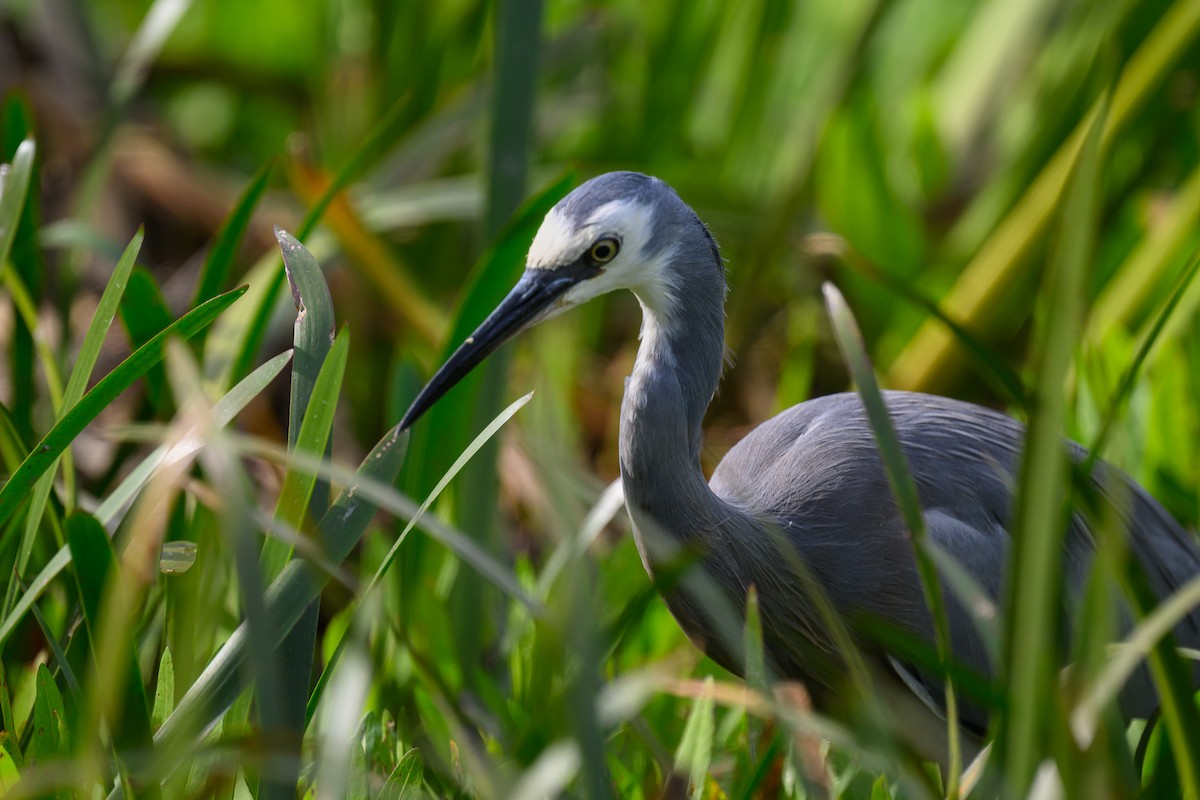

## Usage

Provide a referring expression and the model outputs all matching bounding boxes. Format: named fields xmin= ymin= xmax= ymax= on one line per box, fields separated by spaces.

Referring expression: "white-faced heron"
xmin=398 ymin=171 xmax=1200 ymax=761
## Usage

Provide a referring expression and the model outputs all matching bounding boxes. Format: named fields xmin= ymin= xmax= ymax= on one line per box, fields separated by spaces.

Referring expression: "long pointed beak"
xmin=399 ymin=269 xmax=577 ymax=431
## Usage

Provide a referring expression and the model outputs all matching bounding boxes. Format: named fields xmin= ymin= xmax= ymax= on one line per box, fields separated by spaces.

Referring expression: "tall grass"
xmin=2 ymin=0 xmax=1200 ymax=797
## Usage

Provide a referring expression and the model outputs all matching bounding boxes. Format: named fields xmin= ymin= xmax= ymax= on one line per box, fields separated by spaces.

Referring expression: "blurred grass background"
xmin=2 ymin=0 xmax=1200 ymax=796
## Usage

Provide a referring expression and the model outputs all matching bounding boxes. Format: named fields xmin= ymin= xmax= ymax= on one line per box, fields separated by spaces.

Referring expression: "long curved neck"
xmin=618 ymin=239 xmax=734 ymax=547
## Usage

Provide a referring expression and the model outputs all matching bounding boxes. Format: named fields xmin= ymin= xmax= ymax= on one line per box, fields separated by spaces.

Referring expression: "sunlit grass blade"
xmin=259 ymin=231 xmax=341 ymax=580
xmin=0 ymin=138 xmax=34 ymax=272
xmin=999 ymin=95 xmax=1104 ymax=794
xmin=1071 ymin=572 xmax=1200 ymax=744
xmin=888 ymin=1 xmax=1200 ymax=392
xmin=259 ymin=324 xmax=344 ymax=561
xmin=149 ymin=422 xmax=410 ymax=787
xmin=222 ymin=262 xmax=287 ymax=388
xmin=65 ymin=512 xmax=154 ymax=758
xmin=305 ymin=391 xmax=536 ymax=725
xmin=94 ymin=349 xmax=293 ymax=528
xmin=839 ymin=245 xmax=1026 ymax=408
xmin=1084 ymin=251 xmax=1200 ymax=471
xmin=151 ymin=649 xmax=174 ymax=731
xmin=0 ymin=262 xmax=64 ymax=426
xmin=17 ymin=229 xmax=142 ymax=587
xmin=1085 ymin=164 xmax=1200 ymax=345
xmin=118 ymin=267 xmax=174 ymax=413
xmin=672 ymin=676 xmax=716 ymax=797
xmin=109 ymin=0 xmax=194 ymax=108
xmin=262 ymin=227 xmax=341 ymax=799
xmin=0 ymin=285 xmax=246 ymax=530
xmin=824 ymin=281 xmax=962 ymax=793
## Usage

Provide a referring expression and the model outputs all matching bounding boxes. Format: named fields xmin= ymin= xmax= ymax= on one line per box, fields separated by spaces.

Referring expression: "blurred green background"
xmin=3 ymin=0 xmax=1200 ymax=796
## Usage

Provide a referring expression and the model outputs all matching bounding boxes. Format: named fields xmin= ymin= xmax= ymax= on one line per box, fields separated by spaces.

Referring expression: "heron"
xmin=398 ymin=171 xmax=1200 ymax=763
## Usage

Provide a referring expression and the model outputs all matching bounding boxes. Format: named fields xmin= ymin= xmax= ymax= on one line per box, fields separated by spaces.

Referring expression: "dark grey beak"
xmin=399 ymin=268 xmax=579 ymax=431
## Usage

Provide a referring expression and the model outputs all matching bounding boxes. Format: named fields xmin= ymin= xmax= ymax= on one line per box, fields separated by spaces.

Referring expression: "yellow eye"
xmin=589 ymin=237 xmax=620 ymax=264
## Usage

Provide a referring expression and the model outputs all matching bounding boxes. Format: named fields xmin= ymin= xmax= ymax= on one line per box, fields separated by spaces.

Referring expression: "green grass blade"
xmin=151 ymin=648 xmax=174 ymax=732
xmin=305 ymin=391 xmax=536 ymax=725
xmin=259 ymin=327 xmax=347 ymax=577
xmin=999 ymin=96 xmax=1105 ymax=795
xmin=109 ymin=0 xmax=195 ymax=108
xmin=888 ymin=1 xmax=1200 ymax=392
xmin=259 ymin=229 xmax=343 ymax=579
xmin=65 ymin=512 xmax=154 ymax=758
xmin=0 ymin=138 xmax=34 ymax=273
xmin=25 ymin=597 xmax=81 ymax=704
xmin=192 ymin=160 xmax=274 ymax=309
xmin=672 ymin=676 xmax=716 ymax=797
xmin=261 ymin=228 xmax=340 ymax=800
xmin=824 ymin=282 xmax=962 ymax=794
xmin=0 ymin=260 xmax=62 ymax=415
xmin=3 ymin=103 xmax=43 ymax=441
xmin=0 ymin=547 xmax=69 ymax=650
xmin=29 ymin=663 xmax=67 ymax=766
xmin=119 ymin=267 xmax=175 ymax=414
xmin=1084 ymin=251 xmax=1200 ymax=471
xmin=94 ymin=349 xmax=293 ymax=528
xmin=0 ymin=285 xmax=247 ymax=530
xmin=150 ymin=422 xmax=410 ymax=781
xmin=1072 ymin=572 xmax=1200 ymax=744
xmin=18 ymin=229 xmax=142 ymax=579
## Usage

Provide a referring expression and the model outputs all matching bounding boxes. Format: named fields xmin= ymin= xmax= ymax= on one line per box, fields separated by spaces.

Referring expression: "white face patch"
xmin=525 ymin=197 xmax=679 ymax=328
xmin=527 ymin=198 xmax=654 ymax=270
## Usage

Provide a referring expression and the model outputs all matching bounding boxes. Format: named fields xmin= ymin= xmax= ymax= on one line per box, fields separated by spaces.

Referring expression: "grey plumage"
xmin=399 ymin=171 xmax=1200 ymax=757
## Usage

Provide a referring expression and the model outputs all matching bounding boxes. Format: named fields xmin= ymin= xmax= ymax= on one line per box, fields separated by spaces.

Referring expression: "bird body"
xmin=399 ymin=171 xmax=1200 ymax=758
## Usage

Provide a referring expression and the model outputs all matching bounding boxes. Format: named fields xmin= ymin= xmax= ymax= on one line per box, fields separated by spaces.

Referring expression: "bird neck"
xmin=618 ymin=246 xmax=730 ymax=542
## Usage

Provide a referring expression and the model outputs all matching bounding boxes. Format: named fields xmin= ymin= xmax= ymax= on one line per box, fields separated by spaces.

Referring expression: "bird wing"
xmin=709 ymin=390 xmax=1200 ymax=722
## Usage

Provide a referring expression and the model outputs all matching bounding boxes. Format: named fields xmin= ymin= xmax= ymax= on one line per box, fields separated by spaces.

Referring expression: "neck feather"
xmin=618 ymin=243 xmax=729 ymax=539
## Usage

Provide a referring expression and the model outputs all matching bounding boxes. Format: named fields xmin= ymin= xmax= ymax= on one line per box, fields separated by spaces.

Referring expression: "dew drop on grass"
xmin=160 ymin=541 xmax=199 ymax=574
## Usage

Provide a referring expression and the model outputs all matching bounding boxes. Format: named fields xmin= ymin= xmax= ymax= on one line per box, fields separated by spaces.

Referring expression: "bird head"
xmin=400 ymin=171 xmax=694 ymax=430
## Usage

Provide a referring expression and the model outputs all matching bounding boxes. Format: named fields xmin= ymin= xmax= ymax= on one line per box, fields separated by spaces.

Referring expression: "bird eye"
xmin=588 ymin=237 xmax=620 ymax=264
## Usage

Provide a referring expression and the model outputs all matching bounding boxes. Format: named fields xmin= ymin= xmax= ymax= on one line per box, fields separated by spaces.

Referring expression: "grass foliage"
xmin=3 ymin=0 xmax=1200 ymax=797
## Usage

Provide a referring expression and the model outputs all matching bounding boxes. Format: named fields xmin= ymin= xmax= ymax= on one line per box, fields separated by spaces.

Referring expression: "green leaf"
xmin=0 ymin=285 xmax=247 ymax=530
xmin=673 ymin=676 xmax=715 ymax=799
xmin=259 ymin=230 xmax=342 ymax=581
xmin=261 ymin=327 xmax=348 ymax=579
xmin=18 ymin=229 xmax=142 ymax=580
xmin=1000 ymin=95 xmax=1106 ymax=794
xmin=0 ymin=742 xmax=19 ymax=793
xmin=29 ymin=663 xmax=67 ymax=766
xmin=0 ymin=665 xmax=19 ymax=769
xmin=379 ymin=750 xmax=424 ymax=799
xmin=119 ymin=267 xmax=175 ymax=413
xmin=65 ymin=512 xmax=154 ymax=756
xmin=0 ymin=138 xmax=34 ymax=274
xmin=261 ymin=228 xmax=341 ymax=800
xmin=152 ymin=422 xmax=410 ymax=774
xmin=0 ymin=350 xmax=291 ymax=656
xmin=152 ymin=649 xmax=175 ymax=731
xmin=306 ymin=392 xmax=535 ymax=724
xmin=94 ymin=348 xmax=293 ymax=528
